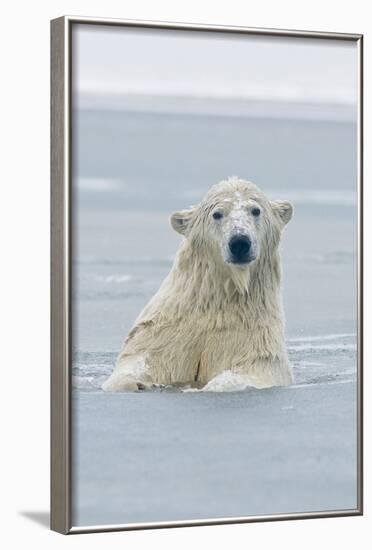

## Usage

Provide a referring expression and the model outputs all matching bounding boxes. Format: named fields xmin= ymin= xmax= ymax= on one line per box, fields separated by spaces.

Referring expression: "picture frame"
xmin=51 ymin=15 xmax=363 ymax=534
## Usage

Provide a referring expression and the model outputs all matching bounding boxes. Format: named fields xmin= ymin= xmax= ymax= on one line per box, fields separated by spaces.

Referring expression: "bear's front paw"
xmin=102 ymin=375 xmax=151 ymax=392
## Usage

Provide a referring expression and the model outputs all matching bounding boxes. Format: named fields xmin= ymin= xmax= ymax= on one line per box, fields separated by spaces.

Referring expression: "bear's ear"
xmin=170 ymin=207 xmax=196 ymax=235
xmin=271 ymin=200 xmax=293 ymax=226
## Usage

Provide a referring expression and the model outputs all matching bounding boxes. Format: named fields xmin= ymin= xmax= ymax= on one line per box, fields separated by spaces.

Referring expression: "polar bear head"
xmin=171 ymin=177 xmax=293 ymax=273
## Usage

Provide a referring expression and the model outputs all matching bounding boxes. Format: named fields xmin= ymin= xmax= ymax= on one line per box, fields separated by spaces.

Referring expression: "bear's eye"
xmin=252 ymin=207 xmax=261 ymax=217
xmin=212 ymin=211 xmax=223 ymax=220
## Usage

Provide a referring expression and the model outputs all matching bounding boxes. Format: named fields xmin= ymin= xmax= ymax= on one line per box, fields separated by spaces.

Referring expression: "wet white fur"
xmin=102 ymin=177 xmax=293 ymax=392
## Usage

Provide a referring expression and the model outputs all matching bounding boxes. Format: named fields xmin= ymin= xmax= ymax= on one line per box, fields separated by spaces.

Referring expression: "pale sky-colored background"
xmin=73 ymin=24 xmax=358 ymax=116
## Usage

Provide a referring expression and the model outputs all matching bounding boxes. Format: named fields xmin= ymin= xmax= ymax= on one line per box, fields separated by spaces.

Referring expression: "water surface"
xmin=71 ymin=109 xmax=358 ymax=526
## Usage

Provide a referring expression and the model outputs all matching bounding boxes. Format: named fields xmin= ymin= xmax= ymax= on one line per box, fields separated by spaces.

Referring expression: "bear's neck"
xmin=165 ymin=239 xmax=283 ymax=320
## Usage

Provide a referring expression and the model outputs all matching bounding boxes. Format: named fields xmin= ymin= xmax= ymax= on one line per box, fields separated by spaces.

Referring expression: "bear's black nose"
xmin=228 ymin=235 xmax=251 ymax=261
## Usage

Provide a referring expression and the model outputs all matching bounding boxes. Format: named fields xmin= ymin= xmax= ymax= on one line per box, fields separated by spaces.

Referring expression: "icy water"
xmin=71 ymin=109 xmax=358 ymax=526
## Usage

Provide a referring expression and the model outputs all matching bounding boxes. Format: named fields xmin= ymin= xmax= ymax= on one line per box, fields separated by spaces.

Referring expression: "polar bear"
xmin=102 ymin=177 xmax=293 ymax=392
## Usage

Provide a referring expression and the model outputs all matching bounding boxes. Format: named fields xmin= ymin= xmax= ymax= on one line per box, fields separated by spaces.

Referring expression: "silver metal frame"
xmin=51 ymin=15 xmax=363 ymax=535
